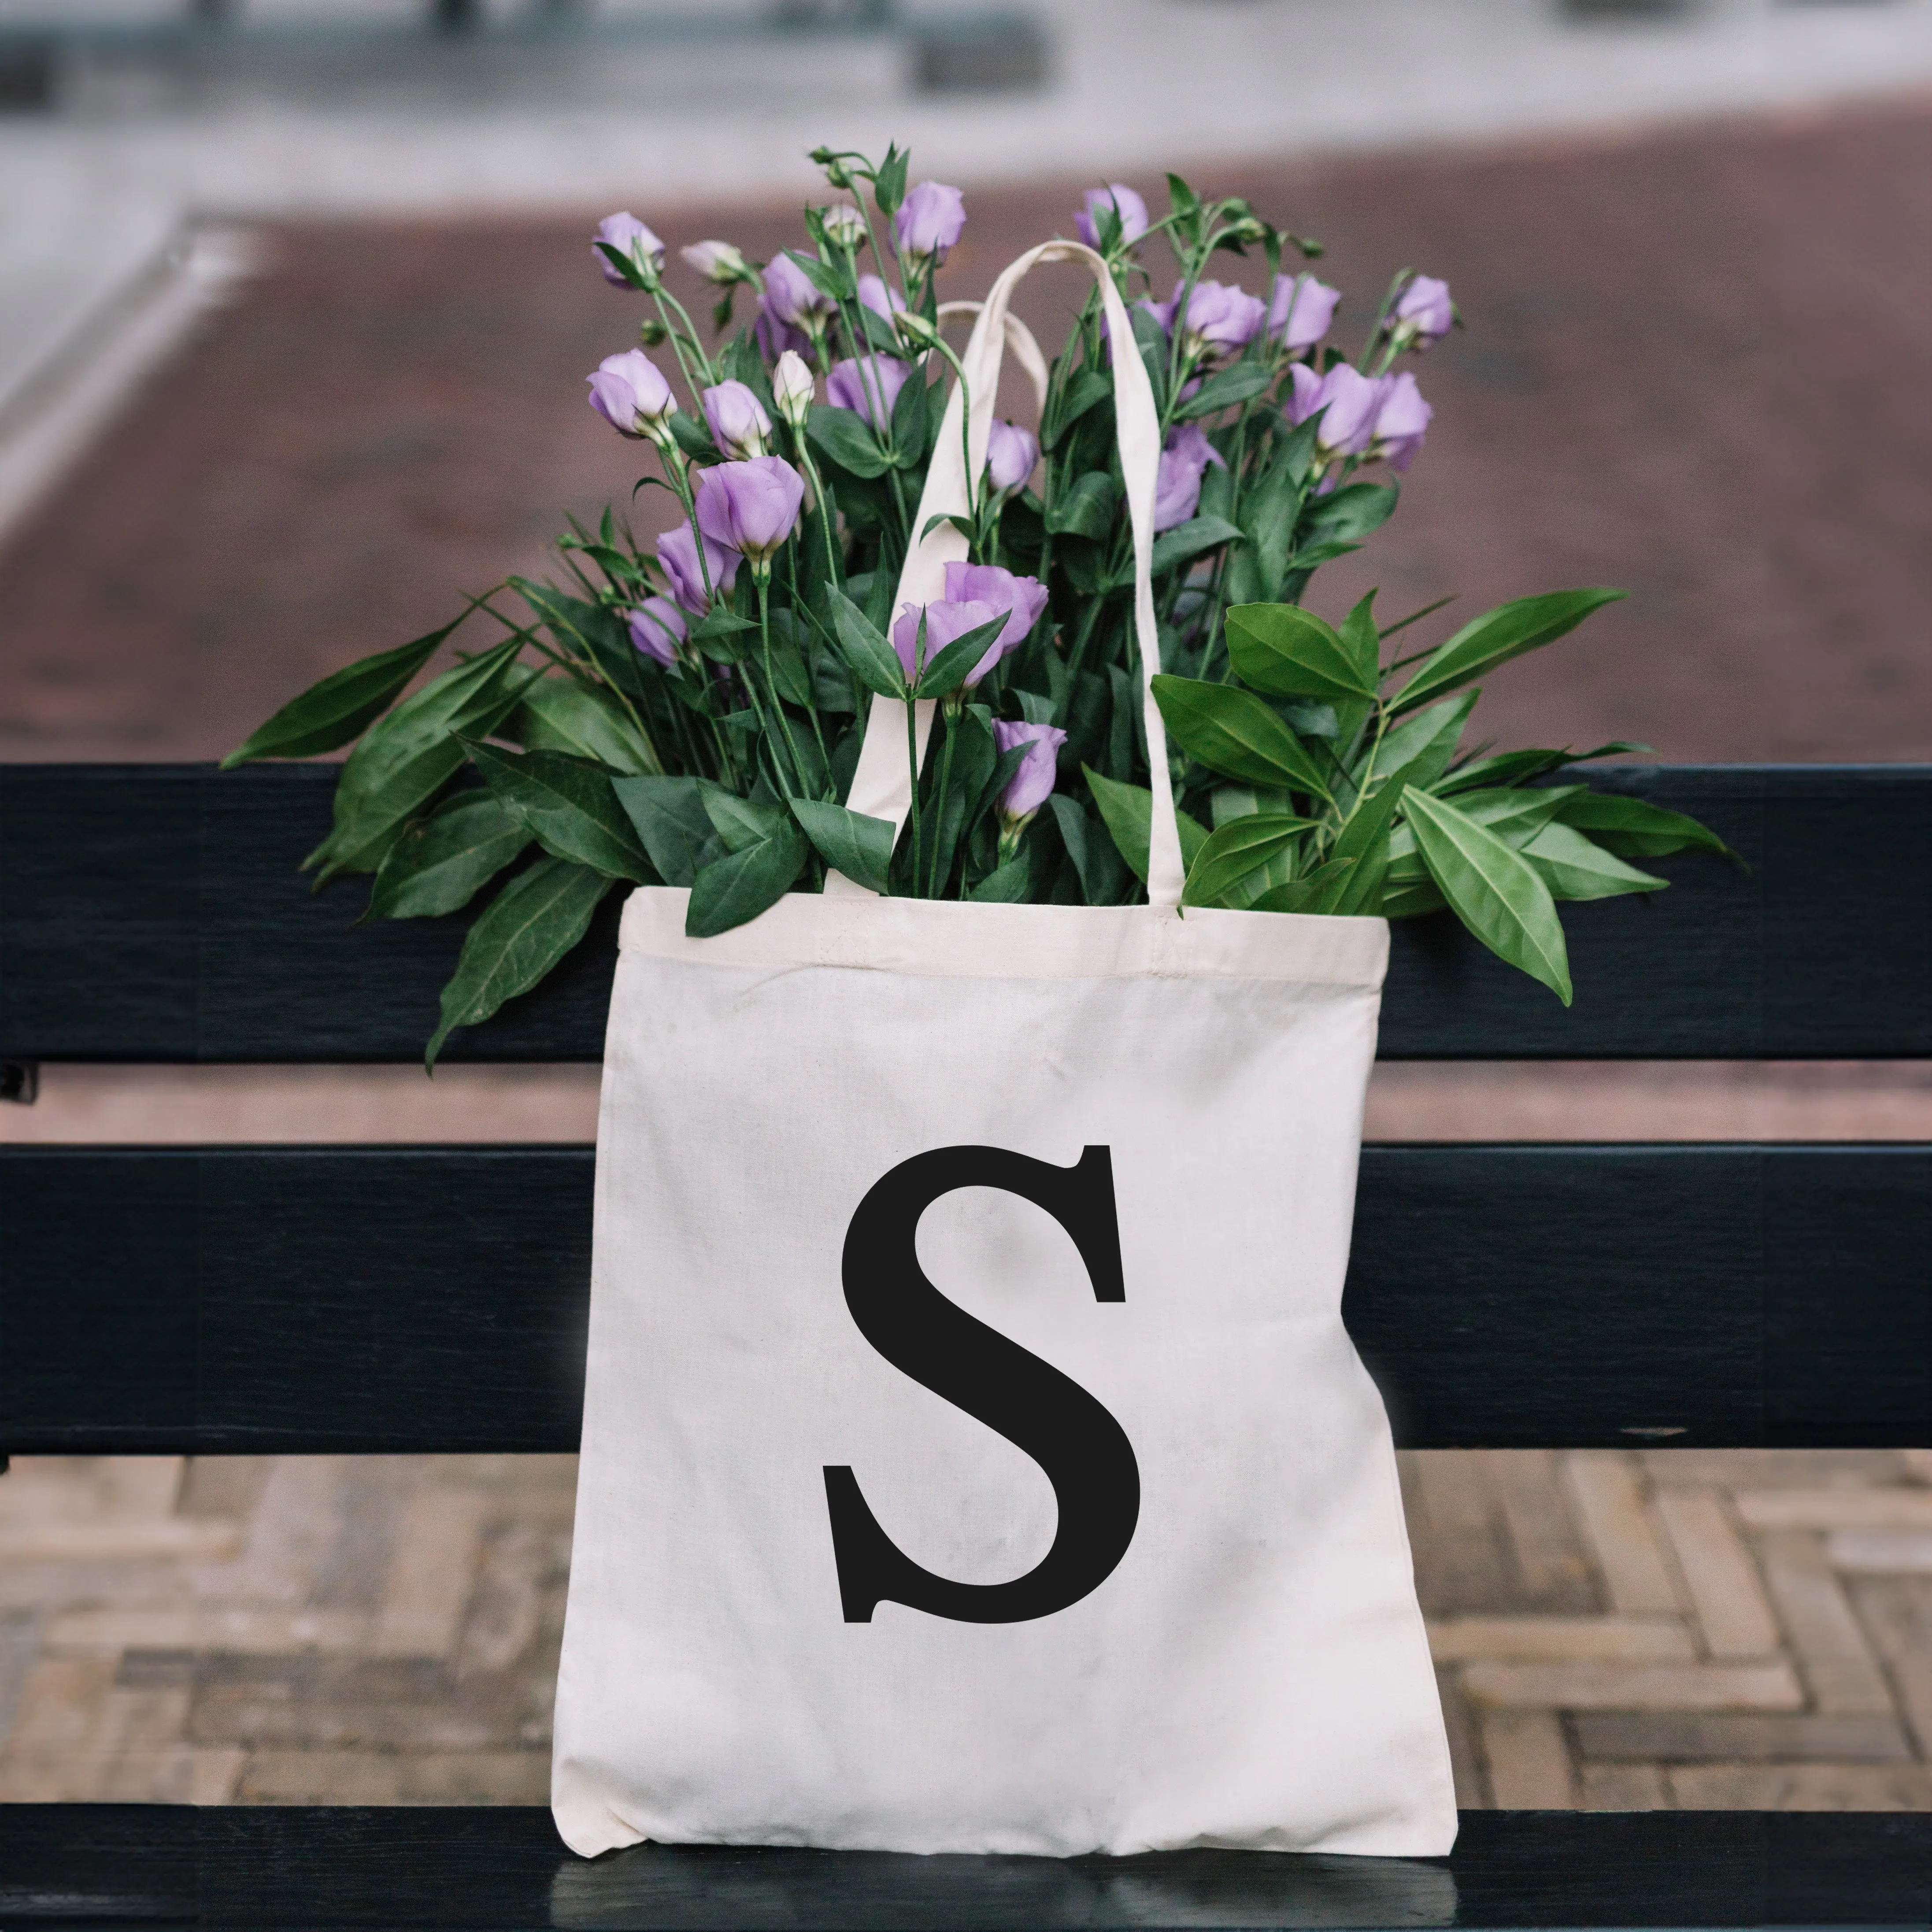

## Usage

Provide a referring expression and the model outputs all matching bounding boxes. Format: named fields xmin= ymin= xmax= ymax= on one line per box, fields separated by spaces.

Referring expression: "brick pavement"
xmin=7 ymin=1448 xmax=1932 ymax=1810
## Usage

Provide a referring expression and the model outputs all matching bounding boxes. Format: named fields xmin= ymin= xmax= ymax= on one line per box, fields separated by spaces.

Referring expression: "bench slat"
xmin=0 ymin=1803 xmax=1925 ymax=1927
xmin=3 ymin=1144 xmax=1923 ymax=1455
xmin=3 ymin=763 xmax=1928 ymax=1062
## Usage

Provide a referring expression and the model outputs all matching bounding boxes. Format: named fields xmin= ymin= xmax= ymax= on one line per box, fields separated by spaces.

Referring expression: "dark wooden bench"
xmin=1 ymin=760 xmax=1928 ymax=1929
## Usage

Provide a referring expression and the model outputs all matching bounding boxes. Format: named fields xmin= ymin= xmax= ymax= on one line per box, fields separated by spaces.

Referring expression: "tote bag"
xmin=551 ymin=241 xmax=1456 ymax=1862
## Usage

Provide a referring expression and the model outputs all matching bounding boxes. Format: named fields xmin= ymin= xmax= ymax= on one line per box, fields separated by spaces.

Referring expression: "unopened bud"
xmin=772 ymin=350 xmax=815 ymax=432
xmin=811 ymin=147 xmax=858 ymax=192
xmin=638 ymin=317 xmax=669 ymax=347
xmin=681 ymin=239 xmax=752 ymax=285
xmin=818 ymin=204 xmax=866 ymax=251
xmin=892 ymin=308 xmax=942 ymax=353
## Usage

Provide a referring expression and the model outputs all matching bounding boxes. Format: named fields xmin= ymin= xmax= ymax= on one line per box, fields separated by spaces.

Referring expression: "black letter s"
xmin=824 ymin=1145 xmax=1140 ymax=1625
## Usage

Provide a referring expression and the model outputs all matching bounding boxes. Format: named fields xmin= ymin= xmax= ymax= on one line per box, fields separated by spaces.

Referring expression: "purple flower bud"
xmin=825 ymin=354 xmax=910 ymax=430
xmin=894 ymin=181 xmax=966 ymax=264
xmin=857 ymin=273 xmax=906 ymax=319
xmin=627 ymin=596 xmax=687 ymax=667
xmin=754 ymin=296 xmax=811 ymax=363
xmin=701 ymin=380 xmax=772 ymax=461
xmin=1144 ymin=279 xmax=1266 ymax=366
xmin=1153 ymin=422 xmax=1226 ymax=534
xmin=1372 ymin=371 xmax=1432 ymax=473
xmin=1390 ymin=274 xmax=1454 ymax=351
xmin=594 ymin=213 xmax=664 ymax=287
xmin=891 ymin=597 xmax=1000 ymax=688
xmin=993 ymin=720 xmax=1066 ymax=823
xmin=694 ymin=456 xmax=805 ymax=569
xmin=762 ymin=252 xmax=838 ymax=328
xmin=587 ymin=350 xmax=677 ymax=439
xmin=1285 ymin=363 xmax=1389 ymax=459
xmin=656 ymin=522 xmax=739 ymax=615
xmin=942 ymin=561 xmax=1048 ymax=676
xmin=1267 ymin=275 xmax=1342 ymax=352
xmin=1073 ymin=184 xmax=1150 ymax=251
xmin=984 ymin=420 xmax=1039 ymax=496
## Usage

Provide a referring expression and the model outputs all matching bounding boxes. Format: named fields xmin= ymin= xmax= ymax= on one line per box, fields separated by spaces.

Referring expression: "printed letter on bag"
xmin=824 ymin=1145 xmax=1140 ymax=1625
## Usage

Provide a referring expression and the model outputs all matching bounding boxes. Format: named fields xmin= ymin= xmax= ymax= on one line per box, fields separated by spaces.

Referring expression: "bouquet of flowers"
xmin=227 ymin=144 xmax=1726 ymax=1066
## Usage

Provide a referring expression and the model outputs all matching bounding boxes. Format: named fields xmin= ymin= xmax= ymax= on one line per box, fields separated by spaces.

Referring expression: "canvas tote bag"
xmin=551 ymin=241 xmax=1457 ymax=1862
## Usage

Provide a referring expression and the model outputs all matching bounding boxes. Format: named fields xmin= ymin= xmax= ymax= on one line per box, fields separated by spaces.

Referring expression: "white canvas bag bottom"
xmin=551 ymin=238 xmax=1455 ymax=1860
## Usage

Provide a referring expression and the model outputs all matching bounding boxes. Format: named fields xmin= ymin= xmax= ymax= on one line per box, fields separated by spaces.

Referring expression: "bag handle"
xmin=831 ymin=240 xmax=1184 ymax=909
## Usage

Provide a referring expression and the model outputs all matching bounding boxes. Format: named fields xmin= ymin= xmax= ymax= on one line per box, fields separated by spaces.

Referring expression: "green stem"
xmin=926 ymin=700 xmax=959 ymax=898
xmin=755 ymin=574 xmax=810 ymax=797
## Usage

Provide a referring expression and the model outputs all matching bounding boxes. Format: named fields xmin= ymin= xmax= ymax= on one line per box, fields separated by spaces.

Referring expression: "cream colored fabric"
xmin=838 ymin=240 xmax=1183 ymax=908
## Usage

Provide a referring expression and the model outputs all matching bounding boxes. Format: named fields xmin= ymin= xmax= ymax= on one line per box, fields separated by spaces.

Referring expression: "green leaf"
xmin=915 ymin=615 xmax=1008 ymax=698
xmin=1150 ymin=675 xmax=1333 ymax=800
xmin=1554 ymin=792 xmax=1735 ymax=860
xmin=1251 ymin=855 xmax=1358 ymax=915
xmin=969 ymin=854 xmax=1033 ymax=902
xmin=513 ymin=579 xmax=649 ymax=702
xmin=807 ymin=404 xmax=892 ymax=480
xmin=784 ymin=247 xmax=853 ymax=303
xmin=828 ymin=588 xmax=907 ymax=698
xmin=307 ymin=637 xmax=531 ymax=881
xmin=1299 ymin=481 xmax=1398 ymax=548
xmin=1172 ymin=363 xmax=1273 ymax=420
xmin=610 ymin=774 xmax=722 ymax=887
xmin=511 ymin=676 xmax=655 ymax=775
xmin=1338 ymin=593 xmax=1381 ymax=690
xmin=790 ymin=798 xmax=894 ymax=894
xmin=1182 ymin=814 xmax=1317 ymax=909
xmin=1446 ymin=784 xmax=1584 ymax=848
xmin=366 ymin=790 xmax=532 ymax=922
xmin=872 ymin=144 xmax=908 ymax=216
xmin=223 ymin=612 xmax=463 ymax=767
xmin=1370 ymin=692 xmax=1479 ymax=791
xmin=1404 ymin=788 xmax=1572 ymax=1004
xmin=425 ymin=857 xmax=614 ymax=1070
xmin=1225 ymin=603 xmax=1377 ymax=703
xmin=667 ymin=413 xmax=719 ymax=463
xmin=700 ymin=784 xmax=787 ymax=854
xmin=1394 ymin=588 xmax=1627 ymax=715
xmin=1376 ymin=877 xmax=1446 ymax=920
xmin=685 ymin=816 xmax=810 ymax=937
xmin=1083 ymin=767 xmax=1209 ymax=884
xmin=1325 ymin=753 xmax=1426 ymax=915
xmin=889 ymin=366 xmax=931 ymax=469
xmin=1151 ymin=515 xmax=1244 ymax=578
xmin=464 ymin=741 xmax=654 ymax=882
xmin=1043 ymin=368 xmax=1109 ymax=449
xmin=1048 ymin=795 xmax=1132 ymax=906
xmin=1045 ymin=471 xmax=1119 ymax=540
xmin=1523 ymin=822 xmax=1669 ymax=901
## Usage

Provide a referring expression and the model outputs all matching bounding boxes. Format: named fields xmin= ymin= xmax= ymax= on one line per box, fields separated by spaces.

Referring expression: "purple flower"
xmin=680 ymin=239 xmax=749 ymax=284
xmin=993 ymin=720 xmax=1066 ymax=822
xmin=627 ymin=596 xmax=687 ymax=667
xmin=942 ymin=561 xmax=1048 ymax=677
xmin=701 ymin=380 xmax=771 ymax=460
xmin=891 ymin=597 xmax=1000 ymax=688
xmin=593 ymin=213 xmax=664 ymax=287
xmin=984 ymin=420 xmax=1039 ymax=496
xmin=657 ymin=522 xmax=739 ymax=615
xmin=1153 ymin=422 xmax=1226 ymax=534
xmin=894 ymin=181 xmax=966 ymax=264
xmin=1372 ymin=371 xmax=1432 ymax=473
xmin=695 ymin=456 xmax=805 ymax=569
xmin=1286 ymin=363 xmax=1389 ymax=458
xmin=1073 ymin=183 xmax=1149 ymax=251
xmin=1143 ymin=279 xmax=1266 ymax=366
xmin=762 ymin=252 xmax=837 ymax=329
xmin=825 ymin=355 xmax=910 ymax=429
xmin=858 ymin=273 xmax=906 ymax=319
xmin=587 ymin=350 xmax=676 ymax=439
xmin=754 ymin=296 xmax=811 ymax=363
xmin=1267 ymin=275 xmax=1342 ymax=352
xmin=1390 ymin=274 xmax=1454 ymax=351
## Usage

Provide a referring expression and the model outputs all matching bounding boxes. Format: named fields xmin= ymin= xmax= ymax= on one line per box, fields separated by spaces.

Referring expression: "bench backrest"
xmin=1 ymin=762 xmax=1926 ymax=1458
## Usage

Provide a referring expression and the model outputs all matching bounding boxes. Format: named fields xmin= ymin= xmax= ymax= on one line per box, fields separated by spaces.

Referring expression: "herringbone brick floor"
xmin=4 ymin=1447 xmax=1929 ymax=1809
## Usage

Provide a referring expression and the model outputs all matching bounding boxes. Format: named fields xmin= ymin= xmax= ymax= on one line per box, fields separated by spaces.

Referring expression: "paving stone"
xmin=370 ymin=1485 xmax=487 ymax=1658
xmin=1435 ymin=1664 xmax=1488 ymax=1810
xmin=1572 ymin=1711 xmax=1913 ymax=1764
xmin=1561 ymin=1455 xmax=1681 ymax=1618
xmin=0 ymin=1519 xmax=241 ymax=1560
xmin=0 ymin=1653 xmax=119 ymax=1800
xmin=1427 ymin=1617 xmax=1694 ymax=1663
xmin=1735 ymin=1489 xmax=1932 ymax=1531
xmin=1654 ymin=1489 xmax=1782 ymax=1659
xmin=1461 ymin=1661 xmax=1805 ymax=1712
xmin=1846 ymin=1576 xmax=1932 ymax=1760
xmin=1479 ymin=1708 xmax=1576 ymax=1810
xmin=1578 ymin=1761 xmax=1669 ymax=1810
xmin=1756 ymin=1531 xmax=1895 ymax=1715
xmin=1666 ymin=1762 xmax=1932 ymax=1810
xmin=1827 ymin=1529 xmax=1932 ymax=1573
xmin=43 ymin=1607 xmax=370 ymax=1654
xmin=1484 ymin=1450 xmax=1602 ymax=1615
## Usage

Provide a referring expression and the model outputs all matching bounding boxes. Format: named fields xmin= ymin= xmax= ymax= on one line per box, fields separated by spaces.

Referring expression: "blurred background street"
xmin=0 ymin=0 xmax=1928 ymax=1816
